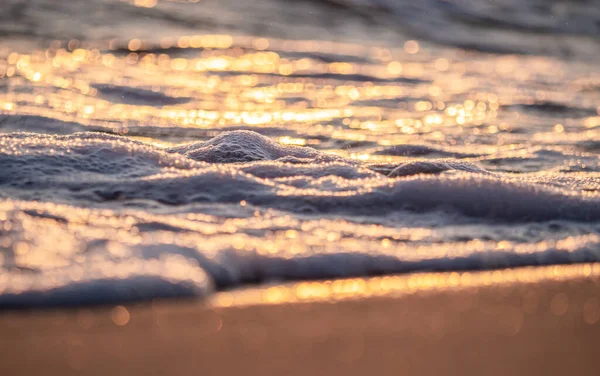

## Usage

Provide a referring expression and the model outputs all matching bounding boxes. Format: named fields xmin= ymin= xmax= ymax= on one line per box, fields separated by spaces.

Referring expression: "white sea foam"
xmin=2 ymin=131 xmax=599 ymax=220
xmin=1 ymin=131 xmax=600 ymax=307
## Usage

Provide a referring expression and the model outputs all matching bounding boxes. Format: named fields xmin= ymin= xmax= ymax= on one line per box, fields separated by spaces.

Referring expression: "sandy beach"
xmin=2 ymin=263 xmax=599 ymax=375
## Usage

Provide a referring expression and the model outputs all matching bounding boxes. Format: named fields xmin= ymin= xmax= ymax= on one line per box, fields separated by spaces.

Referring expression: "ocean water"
xmin=1 ymin=0 xmax=600 ymax=307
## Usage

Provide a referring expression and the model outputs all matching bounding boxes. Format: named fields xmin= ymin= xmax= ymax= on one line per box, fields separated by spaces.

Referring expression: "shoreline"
xmin=2 ymin=263 xmax=599 ymax=375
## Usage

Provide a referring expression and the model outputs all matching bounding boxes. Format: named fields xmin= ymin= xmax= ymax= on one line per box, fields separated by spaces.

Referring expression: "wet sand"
xmin=1 ymin=263 xmax=599 ymax=376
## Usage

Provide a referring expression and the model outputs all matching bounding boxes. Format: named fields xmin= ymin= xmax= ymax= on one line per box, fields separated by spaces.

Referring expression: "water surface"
xmin=1 ymin=0 xmax=600 ymax=307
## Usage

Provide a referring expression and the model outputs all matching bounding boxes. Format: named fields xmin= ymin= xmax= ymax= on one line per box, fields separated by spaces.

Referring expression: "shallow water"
xmin=1 ymin=0 xmax=600 ymax=307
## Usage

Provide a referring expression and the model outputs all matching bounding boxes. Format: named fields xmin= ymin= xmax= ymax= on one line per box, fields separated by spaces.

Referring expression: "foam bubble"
xmin=167 ymin=130 xmax=342 ymax=163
